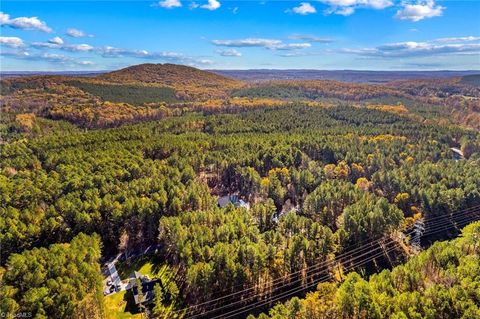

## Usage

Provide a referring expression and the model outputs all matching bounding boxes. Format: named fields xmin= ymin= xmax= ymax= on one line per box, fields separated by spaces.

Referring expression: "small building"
xmin=218 ymin=194 xmax=250 ymax=209
xmin=106 ymin=262 xmax=122 ymax=293
xmin=126 ymin=271 xmax=160 ymax=305
xmin=451 ymin=147 xmax=464 ymax=160
xmin=271 ymin=211 xmax=282 ymax=223
xmin=272 ymin=203 xmax=299 ymax=223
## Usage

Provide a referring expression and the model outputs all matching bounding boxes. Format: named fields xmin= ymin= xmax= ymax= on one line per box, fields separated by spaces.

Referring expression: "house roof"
xmin=130 ymin=271 xmax=143 ymax=279
xmin=218 ymin=195 xmax=231 ymax=208
xmin=218 ymin=195 xmax=250 ymax=209
xmin=107 ymin=263 xmax=121 ymax=285
xmin=451 ymin=147 xmax=464 ymax=158
xmin=131 ymin=279 xmax=161 ymax=305
xmin=237 ymin=199 xmax=250 ymax=209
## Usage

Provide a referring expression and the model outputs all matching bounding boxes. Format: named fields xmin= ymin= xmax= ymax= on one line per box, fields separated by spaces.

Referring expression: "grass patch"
xmin=67 ymin=81 xmax=180 ymax=104
xmin=103 ymin=290 xmax=142 ymax=319
xmin=106 ymin=257 xmax=177 ymax=318
xmin=116 ymin=255 xmax=166 ymax=280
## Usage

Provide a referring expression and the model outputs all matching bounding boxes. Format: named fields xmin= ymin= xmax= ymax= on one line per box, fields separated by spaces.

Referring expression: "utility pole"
xmin=411 ymin=218 xmax=425 ymax=253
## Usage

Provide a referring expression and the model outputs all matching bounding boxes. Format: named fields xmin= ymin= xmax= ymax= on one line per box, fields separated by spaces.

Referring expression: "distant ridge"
xmin=210 ymin=69 xmax=480 ymax=83
xmin=460 ymin=74 xmax=480 ymax=87
xmin=0 ymin=63 xmax=480 ymax=87
xmin=3 ymin=67 xmax=479 ymax=83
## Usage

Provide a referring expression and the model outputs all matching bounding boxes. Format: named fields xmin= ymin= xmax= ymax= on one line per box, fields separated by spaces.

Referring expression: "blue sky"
xmin=1 ymin=0 xmax=479 ymax=71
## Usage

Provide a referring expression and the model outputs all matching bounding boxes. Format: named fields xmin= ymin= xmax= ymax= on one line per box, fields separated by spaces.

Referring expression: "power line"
xmin=188 ymin=237 xmax=399 ymax=318
xmin=210 ymin=212 xmax=480 ymax=319
xmin=179 ymin=208 xmax=480 ymax=318
xmin=422 ymin=214 xmax=480 ymax=236
xmin=174 ymin=230 xmax=388 ymax=314
xmin=215 ymin=243 xmax=400 ymax=319
xmin=174 ymin=205 xmax=480 ymax=318
xmin=182 ymin=204 xmax=480 ymax=316
xmin=178 ymin=231 xmax=399 ymax=316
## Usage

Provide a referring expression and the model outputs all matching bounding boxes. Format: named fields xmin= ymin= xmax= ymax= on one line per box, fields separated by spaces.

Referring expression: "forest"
xmin=250 ymin=222 xmax=480 ymax=319
xmin=0 ymin=64 xmax=479 ymax=319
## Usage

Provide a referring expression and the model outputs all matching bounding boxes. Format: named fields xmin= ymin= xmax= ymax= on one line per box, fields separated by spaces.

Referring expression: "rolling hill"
xmin=98 ymin=63 xmax=243 ymax=100
xmin=0 ymin=64 xmax=246 ymax=128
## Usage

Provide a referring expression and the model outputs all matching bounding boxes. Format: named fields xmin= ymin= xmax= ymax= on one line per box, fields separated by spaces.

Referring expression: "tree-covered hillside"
xmin=66 ymin=81 xmax=180 ymax=104
xmin=1 ymin=64 xmax=480 ymax=130
xmin=99 ymin=63 xmax=242 ymax=99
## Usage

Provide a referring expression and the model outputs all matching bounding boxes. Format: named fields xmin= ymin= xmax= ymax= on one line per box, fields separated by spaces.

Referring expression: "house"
xmin=126 ymin=271 xmax=160 ymax=305
xmin=218 ymin=194 xmax=250 ymax=209
xmin=272 ymin=203 xmax=299 ymax=223
xmin=106 ymin=262 xmax=122 ymax=293
xmin=451 ymin=147 xmax=464 ymax=160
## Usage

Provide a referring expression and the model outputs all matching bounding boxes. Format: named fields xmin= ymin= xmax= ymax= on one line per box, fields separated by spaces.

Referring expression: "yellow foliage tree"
xmin=355 ymin=177 xmax=371 ymax=192
xmin=15 ymin=113 xmax=37 ymax=132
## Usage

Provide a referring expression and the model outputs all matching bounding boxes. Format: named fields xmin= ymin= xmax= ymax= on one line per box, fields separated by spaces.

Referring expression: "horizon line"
xmin=2 ymin=69 xmax=480 ymax=74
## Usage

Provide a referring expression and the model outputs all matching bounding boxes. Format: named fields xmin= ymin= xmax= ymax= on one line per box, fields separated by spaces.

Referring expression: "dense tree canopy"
xmin=251 ymin=222 xmax=480 ymax=319
xmin=0 ymin=233 xmax=103 ymax=319
xmin=0 ymin=66 xmax=479 ymax=318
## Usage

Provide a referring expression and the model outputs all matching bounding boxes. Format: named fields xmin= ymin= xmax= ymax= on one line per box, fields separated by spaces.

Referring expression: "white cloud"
xmin=275 ymin=43 xmax=311 ymax=50
xmin=201 ymin=0 xmax=221 ymax=10
xmin=197 ymin=59 xmax=214 ymax=65
xmin=291 ymin=3 xmax=317 ymax=15
xmin=33 ymin=39 xmax=94 ymax=51
xmin=320 ymin=0 xmax=392 ymax=16
xmin=32 ymin=41 xmax=94 ymax=52
xmin=31 ymin=37 xmax=65 ymax=49
xmin=49 ymin=37 xmax=64 ymax=45
xmin=289 ymin=34 xmax=333 ymax=43
xmin=77 ymin=60 xmax=95 ymax=66
xmin=0 ymin=36 xmax=24 ymax=48
xmin=189 ymin=2 xmax=200 ymax=9
xmin=40 ymin=53 xmax=73 ymax=62
xmin=0 ymin=12 xmax=52 ymax=32
xmin=1 ymin=29 xmax=211 ymax=67
xmin=332 ymin=6 xmax=355 ymax=15
xmin=0 ymin=12 xmax=9 ymax=24
xmin=217 ymin=49 xmax=242 ymax=57
xmin=156 ymin=0 xmax=182 ymax=9
xmin=320 ymin=0 xmax=392 ymax=9
xmin=97 ymin=45 xmax=212 ymax=66
xmin=66 ymin=28 xmax=91 ymax=38
xmin=0 ymin=51 xmax=31 ymax=58
xmin=212 ymin=38 xmax=281 ymax=47
xmin=63 ymin=44 xmax=94 ymax=52
xmin=1 ymin=50 xmax=94 ymax=66
xmin=211 ymin=38 xmax=311 ymax=51
xmin=3 ymin=43 xmax=211 ymax=67
xmin=433 ymin=36 xmax=480 ymax=43
xmin=31 ymin=42 xmax=59 ymax=49
xmin=341 ymin=36 xmax=480 ymax=58
xmin=396 ymin=0 xmax=444 ymax=22
xmin=98 ymin=46 xmax=150 ymax=58
xmin=277 ymin=51 xmax=324 ymax=57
